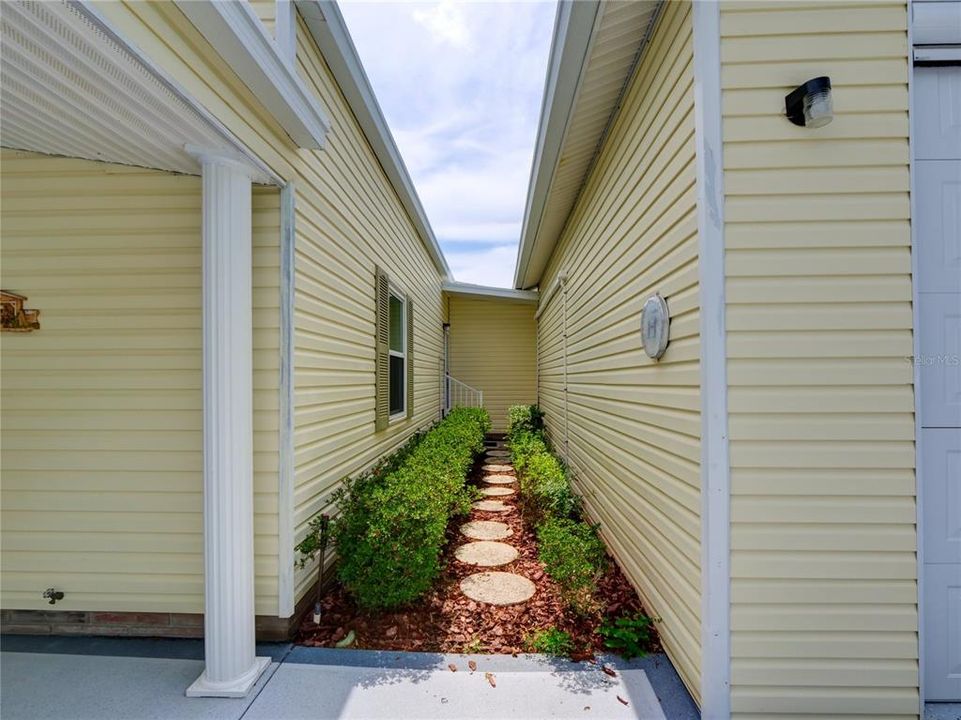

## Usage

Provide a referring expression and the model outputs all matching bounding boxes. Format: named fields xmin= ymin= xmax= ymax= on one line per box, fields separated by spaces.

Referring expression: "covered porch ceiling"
xmin=0 ymin=0 xmax=274 ymax=184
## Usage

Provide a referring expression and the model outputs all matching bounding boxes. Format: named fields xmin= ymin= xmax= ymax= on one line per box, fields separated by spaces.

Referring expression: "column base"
xmin=186 ymin=655 xmax=271 ymax=698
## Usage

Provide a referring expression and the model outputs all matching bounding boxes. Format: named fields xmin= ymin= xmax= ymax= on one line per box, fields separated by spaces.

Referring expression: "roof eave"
xmin=442 ymin=281 xmax=539 ymax=304
xmin=513 ymin=0 xmax=601 ymax=290
xmin=296 ymin=0 xmax=451 ymax=280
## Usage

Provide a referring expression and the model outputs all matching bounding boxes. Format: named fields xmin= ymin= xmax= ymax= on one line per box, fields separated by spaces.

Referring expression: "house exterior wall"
xmin=87 ymin=2 xmax=448 ymax=617
xmin=718 ymin=2 xmax=917 ymax=716
xmin=446 ymin=295 xmax=537 ymax=431
xmin=535 ymin=2 xmax=703 ymax=700
xmin=0 ymin=150 xmax=282 ymax=616
xmin=289 ymin=15 xmax=446 ymax=605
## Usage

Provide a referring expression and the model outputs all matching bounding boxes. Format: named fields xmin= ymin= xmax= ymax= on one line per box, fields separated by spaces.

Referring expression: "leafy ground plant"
xmin=302 ymin=407 xmax=490 ymax=609
xmin=597 ymin=613 xmax=653 ymax=659
xmin=523 ymin=627 xmax=573 ymax=657
xmin=537 ymin=517 xmax=607 ymax=614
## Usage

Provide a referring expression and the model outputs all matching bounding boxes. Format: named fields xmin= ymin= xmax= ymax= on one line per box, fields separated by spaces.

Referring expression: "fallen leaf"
xmin=602 ymin=666 xmax=617 ymax=678
xmin=485 ymin=672 xmax=496 ymax=688
xmin=617 ymin=696 xmax=629 ymax=706
xmin=468 ymin=660 xmax=477 ymax=673
xmin=448 ymin=663 xmax=457 ymax=673
xmin=385 ymin=626 xmax=398 ymax=638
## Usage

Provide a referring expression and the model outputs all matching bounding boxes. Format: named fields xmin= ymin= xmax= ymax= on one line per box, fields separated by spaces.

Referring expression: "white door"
xmin=916 ymin=59 xmax=961 ymax=702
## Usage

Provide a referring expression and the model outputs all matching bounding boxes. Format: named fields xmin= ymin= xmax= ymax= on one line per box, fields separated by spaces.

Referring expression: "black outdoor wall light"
xmin=785 ymin=76 xmax=833 ymax=128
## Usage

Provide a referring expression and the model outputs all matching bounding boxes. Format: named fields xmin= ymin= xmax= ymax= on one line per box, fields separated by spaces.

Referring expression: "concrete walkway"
xmin=1 ymin=636 xmax=699 ymax=720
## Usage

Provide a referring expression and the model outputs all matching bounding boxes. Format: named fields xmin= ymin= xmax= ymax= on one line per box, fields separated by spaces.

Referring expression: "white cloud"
xmin=412 ymin=2 xmax=472 ymax=48
xmin=444 ymin=244 xmax=519 ymax=288
xmin=339 ymin=0 xmax=556 ymax=287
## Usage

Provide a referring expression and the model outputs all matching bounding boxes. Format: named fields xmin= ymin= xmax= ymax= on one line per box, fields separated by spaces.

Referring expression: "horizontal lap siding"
xmin=0 ymin=151 xmax=281 ymax=614
xmin=290 ymin=18 xmax=445 ymax=605
xmin=719 ymin=2 xmax=918 ymax=716
xmin=447 ymin=296 xmax=537 ymax=431
xmin=537 ymin=2 xmax=702 ymax=700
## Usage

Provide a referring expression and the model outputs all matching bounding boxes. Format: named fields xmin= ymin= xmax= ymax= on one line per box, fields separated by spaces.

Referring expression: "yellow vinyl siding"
xmin=446 ymin=295 xmax=537 ymax=431
xmin=536 ymin=2 xmax=702 ymax=700
xmin=289 ymin=16 xmax=445 ymax=604
xmin=0 ymin=151 xmax=281 ymax=615
xmin=719 ymin=2 xmax=917 ymax=716
xmin=90 ymin=1 xmax=448 ymax=614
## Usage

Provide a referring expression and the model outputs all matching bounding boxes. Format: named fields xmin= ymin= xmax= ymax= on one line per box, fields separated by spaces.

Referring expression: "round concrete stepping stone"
xmin=472 ymin=500 xmax=510 ymax=512
xmin=454 ymin=541 xmax=519 ymax=567
xmin=460 ymin=572 xmax=536 ymax=606
xmin=484 ymin=463 xmax=513 ymax=473
xmin=460 ymin=520 xmax=512 ymax=540
xmin=486 ymin=450 xmax=510 ymax=458
xmin=483 ymin=474 xmax=516 ymax=485
xmin=480 ymin=486 xmax=515 ymax=497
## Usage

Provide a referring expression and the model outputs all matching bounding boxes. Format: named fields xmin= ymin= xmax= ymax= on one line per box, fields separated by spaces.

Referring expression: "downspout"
xmin=534 ymin=271 xmax=569 ymax=455
xmin=562 ymin=277 xmax=569 ymax=459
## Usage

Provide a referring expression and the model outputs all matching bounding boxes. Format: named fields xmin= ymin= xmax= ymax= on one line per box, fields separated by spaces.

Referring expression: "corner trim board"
xmin=906 ymin=0 xmax=925 ymax=708
xmin=278 ymin=183 xmax=296 ymax=618
xmin=275 ymin=0 xmax=297 ymax=67
xmin=692 ymin=1 xmax=731 ymax=716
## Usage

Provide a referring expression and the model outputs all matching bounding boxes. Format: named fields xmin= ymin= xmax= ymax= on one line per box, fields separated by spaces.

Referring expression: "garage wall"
xmin=719 ymin=2 xmax=918 ymax=716
xmin=0 ymin=151 xmax=282 ymax=615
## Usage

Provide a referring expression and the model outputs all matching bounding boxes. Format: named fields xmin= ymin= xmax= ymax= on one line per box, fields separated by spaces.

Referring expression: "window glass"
xmin=389 ymin=294 xmax=404 ymax=353
xmin=389 ymin=354 xmax=404 ymax=416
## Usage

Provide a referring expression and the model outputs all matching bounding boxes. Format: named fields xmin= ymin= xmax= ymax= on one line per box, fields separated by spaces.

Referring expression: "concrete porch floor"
xmin=0 ymin=636 xmax=699 ymax=720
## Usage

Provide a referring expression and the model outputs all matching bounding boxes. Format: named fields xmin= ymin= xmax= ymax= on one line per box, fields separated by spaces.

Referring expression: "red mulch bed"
xmin=297 ymin=455 xmax=660 ymax=659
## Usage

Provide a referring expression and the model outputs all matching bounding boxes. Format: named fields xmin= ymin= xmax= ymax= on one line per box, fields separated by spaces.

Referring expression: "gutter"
xmin=513 ymin=0 xmax=600 ymax=290
xmin=442 ymin=281 xmax=539 ymax=304
xmin=296 ymin=0 xmax=452 ymax=280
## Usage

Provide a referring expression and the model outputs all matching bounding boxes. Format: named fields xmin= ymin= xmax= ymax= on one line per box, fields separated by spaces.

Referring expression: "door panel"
xmin=922 ymin=428 xmax=961 ymax=565
xmin=924 ymin=562 xmax=961 ymax=700
xmin=915 ymin=67 xmax=961 ymax=160
xmin=920 ymin=293 xmax=961 ymax=429
xmin=916 ymin=161 xmax=961 ymax=294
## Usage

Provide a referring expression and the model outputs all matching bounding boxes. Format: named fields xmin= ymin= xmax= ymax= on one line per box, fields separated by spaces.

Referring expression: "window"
xmin=388 ymin=290 xmax=406 ymax=417
xmin=374 ymin=266 xmax=413 ymax=431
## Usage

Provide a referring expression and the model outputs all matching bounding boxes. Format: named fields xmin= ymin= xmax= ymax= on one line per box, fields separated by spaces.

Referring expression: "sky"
xmin=339 ymin=1 xmax=557 ymax=288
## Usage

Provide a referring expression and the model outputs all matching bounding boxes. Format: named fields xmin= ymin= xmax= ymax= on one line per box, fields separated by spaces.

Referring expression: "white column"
xmin=187 ymin=154 xmax=270 ymax=698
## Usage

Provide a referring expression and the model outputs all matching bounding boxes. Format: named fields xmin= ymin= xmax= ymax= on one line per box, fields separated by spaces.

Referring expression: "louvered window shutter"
xmin=374 ymin=266 xmax=390 ymax=431
xmin=406 ymin=297 xmax=414 ymax=420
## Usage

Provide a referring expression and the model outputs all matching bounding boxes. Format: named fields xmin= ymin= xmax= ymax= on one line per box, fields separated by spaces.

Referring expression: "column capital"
xmin=184 ymin=144 xmax=257 ymax=178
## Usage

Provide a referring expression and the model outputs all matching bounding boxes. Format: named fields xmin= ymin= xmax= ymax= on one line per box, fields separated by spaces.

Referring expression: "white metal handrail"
xmin=444 ymin=374 xmax=483 ymax=414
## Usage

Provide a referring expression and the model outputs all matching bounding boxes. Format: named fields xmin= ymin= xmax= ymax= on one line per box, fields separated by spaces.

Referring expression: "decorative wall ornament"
xmin=1 ymin=290 xmax=41 ymax=332
xmin=640 ymin=293 xmax=669 ymax=360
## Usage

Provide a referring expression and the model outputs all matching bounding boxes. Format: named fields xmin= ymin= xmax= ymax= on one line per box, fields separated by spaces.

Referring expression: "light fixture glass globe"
xmin=803 ymin=89 xmax=833 ymax=128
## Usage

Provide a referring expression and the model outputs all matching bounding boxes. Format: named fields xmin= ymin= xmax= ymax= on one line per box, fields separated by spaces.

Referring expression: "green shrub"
xmin=509 ymin=430 xmax=548 ymax=475
xmin=537 ymin=517 xmax=607 ymax=614
xmin=524 ymin=627 xmax=573 ymax=657
xmin=507 ymin=404 xmax=543 ymax=439
xmin=519 ymin=451 xmax=579 ymax=523
xmin=330 ymin=407 xmax=490 ymax=609
xmin=597 ymin=613 xmax=653 ymax=659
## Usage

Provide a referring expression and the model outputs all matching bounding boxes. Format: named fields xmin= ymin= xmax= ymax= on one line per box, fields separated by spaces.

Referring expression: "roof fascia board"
xmin=514 ymin=0 xmax=601 ymax=290
xmin=295 ymin=0 xmax=451 ymax=280
xmin=175 ymin=0 xmax=331 ymax=150
xmin=442 ymin=282 xmax=539 ymax=304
